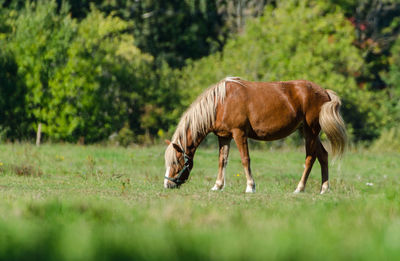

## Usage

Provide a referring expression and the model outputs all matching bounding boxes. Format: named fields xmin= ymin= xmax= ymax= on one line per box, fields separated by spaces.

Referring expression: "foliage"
xmin=0 ymin=1 xmax=179 ymax=143
xmin=1 ymin=0 xmax=270 ymax=69
xmin=332 ymin=0 xmax=400 ymax=90
xmin=127 ymin=0 xmax=224 ymax=68
xmin=49 ymin=0 xmax=226 ymax=68
xmin=371 ymin=127 xmax=400 ymax=152
xmin=45 ymin=7 xmax=154 ymax=142
xmin=1 ymin=0 xmax=400 ymax=144
xmin=0 ymin=49 xmax=31 ymax=140
xmin=378 ymin=35 xmax=400 ymax=138
xmin=386 ymin=34 xmax=400 ymax=97
xmin=6 ymin=1 xmax=78 ymax=140
xmin=112 ymin=122 xmax=135 ymax=147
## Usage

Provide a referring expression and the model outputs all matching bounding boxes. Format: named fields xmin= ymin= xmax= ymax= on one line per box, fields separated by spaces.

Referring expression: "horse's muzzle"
xmin=164 ymin=180 xmax=180 ymax=189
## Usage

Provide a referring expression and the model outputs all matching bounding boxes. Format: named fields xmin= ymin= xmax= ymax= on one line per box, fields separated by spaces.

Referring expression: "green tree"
xmin=5 ymin=0 xmax=76 ymax=140
xmin=387 ymin=35 xmax=400 ymax=95
xmin=0 ymin=49 xmax=31 ymax=140
xmin=47 ymin=8 xmax=154 ymax=142
xmin=332 ymin=0 xmax=400 ymax=90
xmin=129 ymin=0 xmax=225 ymax=68
xmin=383 ymin=35 xmax=400 ymax=128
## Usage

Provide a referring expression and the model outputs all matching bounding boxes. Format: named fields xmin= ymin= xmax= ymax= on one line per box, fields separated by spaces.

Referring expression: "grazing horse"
xmin=164 ymin=77 xmax=347 ymax=194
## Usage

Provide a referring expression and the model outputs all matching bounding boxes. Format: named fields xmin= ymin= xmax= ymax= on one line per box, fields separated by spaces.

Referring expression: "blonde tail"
xmin=319 ymin=90 xmax=347 ymax=159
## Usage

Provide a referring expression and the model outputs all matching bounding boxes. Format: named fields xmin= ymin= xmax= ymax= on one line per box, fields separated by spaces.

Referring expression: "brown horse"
xmin=164 ymin=77 xmax=347 ymax=194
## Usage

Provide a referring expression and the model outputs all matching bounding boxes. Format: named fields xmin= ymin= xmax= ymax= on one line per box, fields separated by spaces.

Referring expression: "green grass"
xmin=0 ymin=143 xmax=399 ymax=260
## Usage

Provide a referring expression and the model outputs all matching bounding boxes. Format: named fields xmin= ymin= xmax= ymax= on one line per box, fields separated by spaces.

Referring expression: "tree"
xmin=47 ymin=7 xmax=154 ymax=142
xmin=383 ymin=35 xmax=400 ymax=127
xmin=0 ymin=49 xmax=31 ymax=140
xmin=216 ymin=0 xmax=273 ymax=34
xmin=5 ymin=1 xmax=76 ymax=140
xmin=128 ymin=0 xmax=225 ymax=68
xmin=333 ymin=0 xmax=400 ymax=90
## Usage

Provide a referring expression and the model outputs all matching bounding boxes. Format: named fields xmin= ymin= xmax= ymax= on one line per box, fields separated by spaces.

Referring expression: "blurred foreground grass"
xmin=0 ymin=143 xmax=399 ymax=260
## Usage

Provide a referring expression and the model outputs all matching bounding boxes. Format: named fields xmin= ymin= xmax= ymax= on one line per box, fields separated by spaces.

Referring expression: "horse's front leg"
xmin=211 ymin=137 xmax=231 ymax=191
xmin=232 ymin=129 xmax=255 ymax=193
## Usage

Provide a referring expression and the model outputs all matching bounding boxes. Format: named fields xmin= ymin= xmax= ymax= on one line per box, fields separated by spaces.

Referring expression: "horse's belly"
xmin=249 ymin=122 xmax=301 ymax=141
xmin=248 ymin=111 xmax=301 ymax=141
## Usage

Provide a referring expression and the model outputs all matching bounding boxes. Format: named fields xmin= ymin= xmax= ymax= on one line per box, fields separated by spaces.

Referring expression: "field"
xmin=0 ymin=142 xmax=399 ymax=260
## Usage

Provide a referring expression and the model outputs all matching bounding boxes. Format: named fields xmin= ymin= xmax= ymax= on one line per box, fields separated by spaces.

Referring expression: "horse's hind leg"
xmin=211 ymin=137 xmax=231 ymax=191
xmin=317 ymin=141 xmax=329 ymax=194
xmin=294 ymin=127 xmax=318 ymax=193
xmin=232 ymin=129 xmax=255 ymax=193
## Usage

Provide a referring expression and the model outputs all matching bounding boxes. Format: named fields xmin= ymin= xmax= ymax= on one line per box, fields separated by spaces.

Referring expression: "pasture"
xmin=0 ymin=143 xmax=399 ymax=260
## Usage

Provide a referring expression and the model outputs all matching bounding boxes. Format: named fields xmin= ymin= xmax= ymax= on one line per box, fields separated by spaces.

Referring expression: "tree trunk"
xmin=36 ymin=123 xmax=42 ymax=146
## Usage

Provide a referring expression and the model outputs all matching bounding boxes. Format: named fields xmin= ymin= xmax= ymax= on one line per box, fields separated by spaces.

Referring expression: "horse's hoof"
xmin=245 ymin=185 xmax=256 ymax=193
xmin=211 ymin=184 xmax=224 ymax=191
xmin=320 ymin=183 xmax=330 ymax=194
xmin=293 ymin=188 xmax=304 ymax=194
xmin=320 ymin=189 xmax=330 ymax=195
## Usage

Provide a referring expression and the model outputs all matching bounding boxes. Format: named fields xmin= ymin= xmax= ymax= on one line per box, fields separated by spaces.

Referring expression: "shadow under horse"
xmin=164 ymin=77 xmax=347 ymax=194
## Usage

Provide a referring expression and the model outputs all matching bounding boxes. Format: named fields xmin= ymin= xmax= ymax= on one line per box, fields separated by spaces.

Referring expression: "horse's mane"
xmin=165 ymin=77 xmax=243 ymax=167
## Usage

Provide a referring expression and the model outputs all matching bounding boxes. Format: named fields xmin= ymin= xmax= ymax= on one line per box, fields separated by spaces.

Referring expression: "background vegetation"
xmin=1 ymin=0 xmax=400 ymax=147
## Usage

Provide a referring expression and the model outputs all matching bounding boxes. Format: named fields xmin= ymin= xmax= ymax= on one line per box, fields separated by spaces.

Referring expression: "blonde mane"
xmin=165 ymin=77 xmax=243 ymax=167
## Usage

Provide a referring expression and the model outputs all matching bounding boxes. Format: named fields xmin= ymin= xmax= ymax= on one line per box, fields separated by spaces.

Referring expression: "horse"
xmin=164 ymin=77 xmax=347 ymax=194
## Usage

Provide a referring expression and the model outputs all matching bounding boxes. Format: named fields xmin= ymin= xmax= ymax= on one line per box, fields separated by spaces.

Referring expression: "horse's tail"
xmin=319 ymin=89 xmax=347 ymax=159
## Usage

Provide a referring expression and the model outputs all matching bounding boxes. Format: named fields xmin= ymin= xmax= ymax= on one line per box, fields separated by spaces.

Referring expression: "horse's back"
xmin=214 ymin=79 xmax=330 ymax=140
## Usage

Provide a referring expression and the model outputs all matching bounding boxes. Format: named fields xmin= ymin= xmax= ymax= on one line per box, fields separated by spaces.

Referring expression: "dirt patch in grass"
xmin=1 ymin=163 xmax=43 ymax=177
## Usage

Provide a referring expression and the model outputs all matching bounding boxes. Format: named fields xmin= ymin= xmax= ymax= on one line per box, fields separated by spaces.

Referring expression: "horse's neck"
xmin=185 ymin=130 xmax=208 ymax=157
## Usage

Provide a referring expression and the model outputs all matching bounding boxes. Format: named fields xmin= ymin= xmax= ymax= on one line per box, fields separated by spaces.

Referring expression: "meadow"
xmin=0 ymin=142 xmax=399 ymax=260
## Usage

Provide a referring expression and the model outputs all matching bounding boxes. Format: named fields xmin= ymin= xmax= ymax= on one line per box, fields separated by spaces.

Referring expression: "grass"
xmin=0 ymin=142 xmax=399 ymax=260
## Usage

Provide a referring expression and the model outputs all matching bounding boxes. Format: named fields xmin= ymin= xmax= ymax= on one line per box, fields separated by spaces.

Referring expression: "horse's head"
xmin=164 ymin=140 xmax=193 ymax=188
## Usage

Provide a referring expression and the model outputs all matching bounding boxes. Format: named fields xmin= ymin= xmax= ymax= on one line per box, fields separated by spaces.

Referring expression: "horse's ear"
xmin=165 ymin=139 xmax=171 ymax=145
xmin=172 ymin=143 xmax=183 ymax=153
